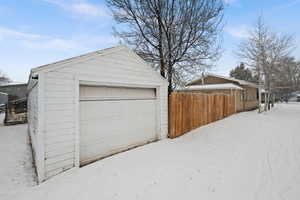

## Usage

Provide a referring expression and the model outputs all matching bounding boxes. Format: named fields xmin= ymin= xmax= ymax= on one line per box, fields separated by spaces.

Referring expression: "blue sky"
xmin=0 ymin=0 xmax=299 ymax=82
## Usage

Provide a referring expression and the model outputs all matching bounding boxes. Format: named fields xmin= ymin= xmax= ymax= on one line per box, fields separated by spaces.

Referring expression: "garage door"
xmin=79 ymin=85 xmax=157 ymax=165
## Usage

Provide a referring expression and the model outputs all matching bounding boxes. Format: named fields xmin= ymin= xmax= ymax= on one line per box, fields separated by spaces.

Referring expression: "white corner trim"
xmin=37 ymin=72 xmax=46 ymax=183
xmin=155 ymin=86 xmax=161 ymax=140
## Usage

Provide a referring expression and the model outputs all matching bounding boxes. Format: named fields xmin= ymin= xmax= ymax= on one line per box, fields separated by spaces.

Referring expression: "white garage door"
xmin=79 ymin=85 xmax=157 ymax=165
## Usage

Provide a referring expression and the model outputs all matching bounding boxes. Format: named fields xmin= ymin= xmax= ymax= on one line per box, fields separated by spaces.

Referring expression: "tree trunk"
xmin=160 ymin=59 xmax=166 ymax=78
xmin=264 ymin=92 xmax=268 ymax=111
xmin=167 ymin=64 xmax=173 ymax=95
xmin=268 ymin=94 xmax=271 ymax=110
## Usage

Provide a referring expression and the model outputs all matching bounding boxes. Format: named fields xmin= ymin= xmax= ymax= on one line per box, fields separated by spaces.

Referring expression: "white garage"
xmin=27 ymin=46 xmax=168 ymax=183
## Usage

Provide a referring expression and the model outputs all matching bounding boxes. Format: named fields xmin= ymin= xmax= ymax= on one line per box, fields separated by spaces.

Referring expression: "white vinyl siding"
xmin=59 ymin=49 xmax=163 ymax=86
xmin=43 ymin=72 xmax=76 ymax=178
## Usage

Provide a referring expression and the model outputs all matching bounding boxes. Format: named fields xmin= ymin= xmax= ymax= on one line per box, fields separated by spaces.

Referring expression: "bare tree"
xmin=236 ymin=16 xmax=295 ymax=111
xmin=106 ymin=0 xmax=224 ymax=94
xmin=0 ymin=70 xmax=11 ymax=85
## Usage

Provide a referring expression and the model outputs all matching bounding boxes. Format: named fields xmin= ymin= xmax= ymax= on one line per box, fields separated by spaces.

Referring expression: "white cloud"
xmin=22 ymin=35 xmax=118 ymax=51
xmin=0 ymin=26 xmax=81 ymax=51
xmin=43 ymin=0 xmax=108 ymax=17
xmin=73 ymin=35 xmax=118 ymax=46
xmin=223 ymin=0 xmax=236 ymax=5
xmin=0 ymin=25 xmax=118 ymax=52
xmin=0 ymin=27 xmax=42 ymax=39
xmin=71 ymin=2 xmax=107 ymax=17
xmin=22 ymin=38 xmax=81 ymax=50
xmin=226 ymin=25 xmax=250 ymax=39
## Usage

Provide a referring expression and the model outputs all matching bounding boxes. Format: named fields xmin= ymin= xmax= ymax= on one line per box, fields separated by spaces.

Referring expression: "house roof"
xmin=182 ymin=83 xmax=244 ymax=91
xmin=188 ymin=73 xmax=259 ymax=88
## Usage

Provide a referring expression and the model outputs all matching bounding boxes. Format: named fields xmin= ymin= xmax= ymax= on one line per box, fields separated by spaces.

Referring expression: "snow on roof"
xmin=188 ymin=73 xmax=259 ymax=88
xmin=182 ymin=83 xmax=244 ymax=91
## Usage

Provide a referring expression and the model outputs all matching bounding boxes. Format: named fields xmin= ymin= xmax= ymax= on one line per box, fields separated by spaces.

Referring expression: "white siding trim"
xmin=156 ymin=86 xmax=161 ymax=139
xmin=159 ymin=86 xmax=168 ymax=139
xmin=37 ymin=72 xmax=46 ymax=182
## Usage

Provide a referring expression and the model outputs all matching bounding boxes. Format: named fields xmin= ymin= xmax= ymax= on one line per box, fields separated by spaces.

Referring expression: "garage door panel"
xmin=80 ymin=86 xmax=156 ymax=100
xmin=79 ymin=91 xmax=157 ymax=165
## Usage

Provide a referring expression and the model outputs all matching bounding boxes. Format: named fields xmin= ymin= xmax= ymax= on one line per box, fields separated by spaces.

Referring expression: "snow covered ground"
xmin=0 ymin=114 xmax=36 ymax=198
xmin=1 ymin=103 xmax=300 ymax=200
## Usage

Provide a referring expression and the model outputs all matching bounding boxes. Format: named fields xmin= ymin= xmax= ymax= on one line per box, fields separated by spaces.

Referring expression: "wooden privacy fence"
xmin=169 ymin=92 xmax=236 ymax=138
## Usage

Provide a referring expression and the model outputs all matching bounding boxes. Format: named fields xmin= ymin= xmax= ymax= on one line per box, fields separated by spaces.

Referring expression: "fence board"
xmin=169 ymin=92 xmax=236 ymax=138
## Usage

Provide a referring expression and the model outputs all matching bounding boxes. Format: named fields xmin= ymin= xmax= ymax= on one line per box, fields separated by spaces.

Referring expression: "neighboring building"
xmin=0 ymin=83 xmax=27 ymax=104
xmin=182 ymin=74 xmax=259 ymax=112
xmin=4 ymin=98 xmax=27 ymax=125
xmin=27 ymin=45 xmax=168 ymax=183
xmin=0 ymin=92 xmax=8 ymax=106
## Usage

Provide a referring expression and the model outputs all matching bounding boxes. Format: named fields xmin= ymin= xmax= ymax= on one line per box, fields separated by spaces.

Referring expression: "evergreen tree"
xmin=230 ymin=63 xmax=258 ymax=83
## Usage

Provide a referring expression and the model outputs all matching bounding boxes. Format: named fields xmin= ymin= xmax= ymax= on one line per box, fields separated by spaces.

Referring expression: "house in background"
xmin=0 ymin=92 xmax=8 ymax=106
xmin=0 ymin=82 xmax=27 ymax=104
xmin=27 ymin=45 xmax=168 ymax=183
xmin=182 ymin=74 xmax=259 ymax=112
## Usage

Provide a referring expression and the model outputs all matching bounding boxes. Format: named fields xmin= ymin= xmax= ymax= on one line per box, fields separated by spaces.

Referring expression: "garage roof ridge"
xmin=31 ymin=45 xmax=127 ymax=73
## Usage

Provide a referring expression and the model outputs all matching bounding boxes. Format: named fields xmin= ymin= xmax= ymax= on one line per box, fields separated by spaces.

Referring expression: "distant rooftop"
xmin=182 ymin=83 xmax=244 ymax=91
xmin=188 ymin=73 xmax=259 ymax=88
